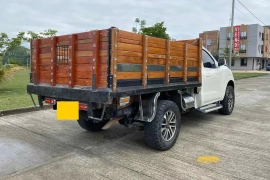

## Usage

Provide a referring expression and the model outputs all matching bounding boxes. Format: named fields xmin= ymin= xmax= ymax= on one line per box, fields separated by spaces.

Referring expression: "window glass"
xmin=241 ymin=58 xmax=247 ymax=66
xmin=202 ymin=50 xmax=216 ymax=68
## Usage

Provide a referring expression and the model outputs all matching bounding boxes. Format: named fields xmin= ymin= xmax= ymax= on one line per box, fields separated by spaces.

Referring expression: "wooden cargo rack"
xmin=30 ymin=27 xmax=202 ymax=93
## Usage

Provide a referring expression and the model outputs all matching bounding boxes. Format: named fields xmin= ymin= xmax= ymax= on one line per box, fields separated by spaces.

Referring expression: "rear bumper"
xmin=27 ymin=81 xmax=201 ymax=104
xmin=27 ymin=84 xmax=112 ymax=104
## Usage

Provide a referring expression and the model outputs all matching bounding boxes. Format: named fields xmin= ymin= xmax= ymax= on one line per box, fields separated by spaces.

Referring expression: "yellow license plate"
xmin=56 ymin=101 xmax=79 ymax=120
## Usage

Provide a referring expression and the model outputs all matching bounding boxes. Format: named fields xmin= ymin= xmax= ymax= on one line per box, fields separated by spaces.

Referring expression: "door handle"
xmin=206 ymin=73 xmax=210 ymax=77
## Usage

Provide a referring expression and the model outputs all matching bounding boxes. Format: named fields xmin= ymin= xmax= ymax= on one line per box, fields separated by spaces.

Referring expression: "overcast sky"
xmin=1 ymin=0 xmax=269 ymax=47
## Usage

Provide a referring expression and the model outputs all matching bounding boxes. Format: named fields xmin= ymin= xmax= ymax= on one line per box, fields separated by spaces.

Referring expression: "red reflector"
xmin=79 ymin=103 xmax=88 ymax=111
xmin=45 ymin=98 xmax=55 ymax=104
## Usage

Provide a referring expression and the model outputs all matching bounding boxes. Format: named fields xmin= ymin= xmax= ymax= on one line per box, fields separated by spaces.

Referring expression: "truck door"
xmin=200 ymin=49 xmax=221 ymax=105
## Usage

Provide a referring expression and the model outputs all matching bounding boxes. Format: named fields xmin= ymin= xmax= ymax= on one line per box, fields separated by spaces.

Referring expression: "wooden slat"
xmin=76 ymin=39 xmax=92 ymax=44
xmin=39 ymin=46 xmax=51 ymax=54
xmin=75 ymin=64 xmax=92 ymax=72
xmin=111 ymin=28 xmax=118 ymax=91
xmin=184 ymin=43 xmax=188 ymax=83
xmin=117 ymin=72 xmax=142 ymax=80
xmin=56 ymin=72 xmax=69 ymax=78
xmin=148 ymin=72 xmax=165 ymax=78
xmin=40 ymin=71 xmax=50 ymax=77
xmin=34 ymin=39 xmax=40 ymax=84
xmin=56 ymin=78 xmax=69 ymax=85
xmin=148 ymin=54 xmax=166 ymax=59
xmin=56 ymin=65 xmax=69 ymax=71
xmin=117 ymin=56 xmax=142 ymax=64
xmin=148 ymin=47 xmax=166 ymax=55
xmin=39 ymin=65 xmax=50 ymax=71
xmin=142 ymin=35 xmax=148 ymax=88
xmin=170 ymin=71 xmax=184 ymax=78
xmin=198 ymin=38 xmax=202 ymax=83
xmin=39 ymin=58 xmax=50 ymax=65
xmin=75 ymin=57 xmax=92 ymax=64
xmin=68 ymin=34 xmax=76 ymax=88
xmin=165 ymin=40 xmax=170 ymax=85
xmin=58 ymin=35 xmax=70 ymax=43
xmin=118 ymin=38 xmax=142 ymax=45
xmin=75 ymin=78 xmax=92 ymax=86
xmin=148 ymin=42 xmax=166 ymax=49
xmin=77 ymin=31 xmax=93 ymax=40
xmin=91 ymin=29 xmax=100 ymax=90
xmin=188 ymin=71 xmax=198 ymax=77
xmin=75 ymin=42 xmax=108 ymax=51
xmin=176 ymin=39 xmax=198 ymax=46
xmin=75 ymin=51 xmax=92 ymax=57
xmin=148 ymin=58 xmax=165 ymax=65
xmin=117 ymin=50 xmax=142 ymax=57
xmin=118 ymin=30 xmax=143 ymax=41
xmin=148 ymin=36 xmax=166 ymax=46
xmin=50 ymin=36 xmax=57 ymax=86
xmin=39 ymin=53 xmax=50 ymax=59
xmin=75 ymin=71 xmax=91 ymax=79
xmin=118 ymin=43 xmax=142 ymax=53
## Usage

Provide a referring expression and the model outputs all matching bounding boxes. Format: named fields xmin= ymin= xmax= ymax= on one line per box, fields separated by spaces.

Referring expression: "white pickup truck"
xmin=27 ymin=27 xmax=235 ymax=151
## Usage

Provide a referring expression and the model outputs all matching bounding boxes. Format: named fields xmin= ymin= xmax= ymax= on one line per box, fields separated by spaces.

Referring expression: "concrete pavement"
xmin=0 ymin=75 xmax=270 ymax=180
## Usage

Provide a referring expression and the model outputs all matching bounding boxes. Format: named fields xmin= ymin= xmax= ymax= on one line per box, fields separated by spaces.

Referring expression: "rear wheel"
xmin=219 ymin=86 xmax=235 ymax=115
xmin=77 ymin=110 xmax=109 ymax=132
xmin=144 ymin=100 xmax=181 ymax=151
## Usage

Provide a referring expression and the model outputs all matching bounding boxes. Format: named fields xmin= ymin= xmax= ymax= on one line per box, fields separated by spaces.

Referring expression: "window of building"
xmin=202 ymin=50 xmax=216 ymax=68
xmin=262 ymin=33 xmax=265 ymax=40
xmin=240 ymin=31 xmax=247 ymax=39
xmin=227 ymin=32 xmax=231 ymax=40
xmin=240 ymin=44 xmax=246 ymax=50
xmin=241 ymin=58 xmax=247 ymax=66
xmin=206 ymin=39 xmax=211 ymax=45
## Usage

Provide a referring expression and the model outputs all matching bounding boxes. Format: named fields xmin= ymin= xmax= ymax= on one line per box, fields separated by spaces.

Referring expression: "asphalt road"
xmin=1 ymin=75 xmax=270 ymax=180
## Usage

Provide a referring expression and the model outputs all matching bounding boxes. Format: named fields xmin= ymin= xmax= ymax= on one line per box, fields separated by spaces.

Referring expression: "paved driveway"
xmin=1 ymin=75 xmax=270 ymax=180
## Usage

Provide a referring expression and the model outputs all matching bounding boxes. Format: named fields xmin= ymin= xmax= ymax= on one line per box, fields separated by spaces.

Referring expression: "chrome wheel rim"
xmin=161 ymin=110 xmax=177 ymax=141
xmin=228 ymin=91 xmax=234 ymax=110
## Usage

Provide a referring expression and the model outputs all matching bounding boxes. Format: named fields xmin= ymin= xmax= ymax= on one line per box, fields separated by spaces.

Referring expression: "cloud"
xmin=0 ymin=0 xmax=269 ymax=42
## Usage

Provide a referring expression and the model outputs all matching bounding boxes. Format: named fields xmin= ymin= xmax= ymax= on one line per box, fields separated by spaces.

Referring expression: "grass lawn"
xmin=0 ymin=68 xmax=38 ymax=111
xmin=233 ymin=72 xmax=269 ymax=80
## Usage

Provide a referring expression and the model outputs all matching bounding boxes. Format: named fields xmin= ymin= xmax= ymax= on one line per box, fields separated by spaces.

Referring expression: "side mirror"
xmin=218 ymin=58 xmax=226 ymax=66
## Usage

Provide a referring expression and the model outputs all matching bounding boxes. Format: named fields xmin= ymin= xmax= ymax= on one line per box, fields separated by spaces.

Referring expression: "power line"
xmin=237 ymin=0 xmax=266 ymax=25
xmin=235 ymin=6 xmax=255 ymax=22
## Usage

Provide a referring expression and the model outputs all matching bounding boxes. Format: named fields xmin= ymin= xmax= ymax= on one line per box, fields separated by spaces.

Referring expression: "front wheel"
xmin=144 ymin=100 xmax=181 ymax=151
xmin=218 ymin=86 xmax=235 ymax=115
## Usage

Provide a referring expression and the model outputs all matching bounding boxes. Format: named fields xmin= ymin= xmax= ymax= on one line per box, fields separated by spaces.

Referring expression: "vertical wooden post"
xmin=50 ymin=37 xmax=57 ymax=86
xmin=110 ymin=28 xmax=118 ymax=92
xmin=165 ymin=40 xmax=171 ymax=85
xmin=142 ymin=35 xmax=148 ymax=88
xmin=92 ymin=30 xmax=100 ymax=90
xmin=68 ymin=34 xmax=76 ymax=88
xmin=197 ymin=38 xmax=202 ymax=83
xmin=33 ymin=39 xmax=40 ymax=85
xmin=184 ymin=43 xmax=188 ymax=83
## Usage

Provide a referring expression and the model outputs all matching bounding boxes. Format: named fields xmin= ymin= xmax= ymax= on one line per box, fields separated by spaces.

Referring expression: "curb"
xmin=0 ymin=105 xmax=53 ymax=117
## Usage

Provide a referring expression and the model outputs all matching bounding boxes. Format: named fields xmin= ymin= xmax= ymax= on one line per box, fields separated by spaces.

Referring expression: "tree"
xmin=0 ymin=29 xmax=57 ymax=83
xmin=132 ymin=18 xmax=171 ymax=40
xmin=219 ymin=47 xmax=238 ymax=66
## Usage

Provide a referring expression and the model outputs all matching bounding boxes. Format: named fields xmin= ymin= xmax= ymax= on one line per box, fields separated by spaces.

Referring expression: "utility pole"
xmin=229 ymin=0 xmax=235 ymax=69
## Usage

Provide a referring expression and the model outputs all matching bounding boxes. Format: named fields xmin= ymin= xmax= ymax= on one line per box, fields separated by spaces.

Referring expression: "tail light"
xmin=79 ymin=103 xmax=88 ymax=111
xmin=45 ymin=98 xmax=56 ymax=105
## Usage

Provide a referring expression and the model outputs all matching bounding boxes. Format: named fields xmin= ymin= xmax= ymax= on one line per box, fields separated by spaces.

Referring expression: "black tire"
xmin=144 ymin=100 xmax=181 ymax=151
xmin=77 ymin=110 xmax=109 ymax=132
xmin=218 ymin=86 xmax=235 ymax=115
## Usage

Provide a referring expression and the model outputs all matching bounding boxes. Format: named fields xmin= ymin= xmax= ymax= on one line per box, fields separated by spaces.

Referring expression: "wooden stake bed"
xmin=28 ymin=27 xmax=202 ymax=103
